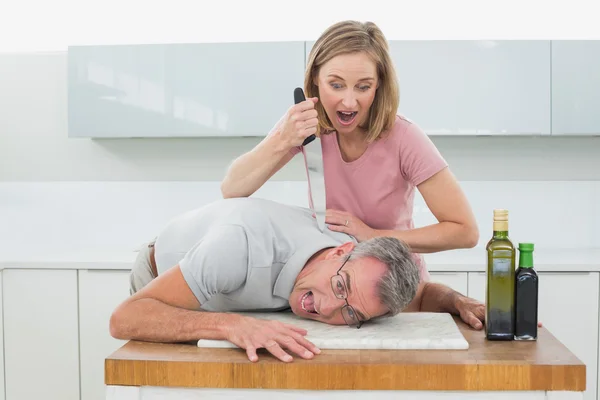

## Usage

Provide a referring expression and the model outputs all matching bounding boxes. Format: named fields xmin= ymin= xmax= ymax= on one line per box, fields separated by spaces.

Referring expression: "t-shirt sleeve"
xmin=399 ymin=122 xmax=449 ymax=186
xmin=178 ymin=224 xmax=248 ymax=306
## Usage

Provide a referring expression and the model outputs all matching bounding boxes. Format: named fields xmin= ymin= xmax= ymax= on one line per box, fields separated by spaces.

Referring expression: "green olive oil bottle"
xmin=485 ymin=209 xmax=516 ymax=340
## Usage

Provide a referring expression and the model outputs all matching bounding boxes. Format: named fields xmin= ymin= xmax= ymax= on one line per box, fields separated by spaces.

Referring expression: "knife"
xmin=295 ymin=88 xmax=316 ymax=146
xmin=294 ymin=87 xmax=326 ymax=232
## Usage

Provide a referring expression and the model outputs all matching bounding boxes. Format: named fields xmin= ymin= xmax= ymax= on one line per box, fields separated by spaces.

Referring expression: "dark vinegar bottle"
xmin=514 ymin=243 xmax=538 ymax=340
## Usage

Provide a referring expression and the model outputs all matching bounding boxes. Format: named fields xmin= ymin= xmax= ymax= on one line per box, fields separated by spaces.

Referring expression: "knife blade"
xmin=294 ymin=87 xmax=326 ymax=232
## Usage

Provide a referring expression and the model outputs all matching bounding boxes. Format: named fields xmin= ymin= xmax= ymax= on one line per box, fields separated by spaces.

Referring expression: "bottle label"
xmin=492 ymin=250 xmax=512 ymax=274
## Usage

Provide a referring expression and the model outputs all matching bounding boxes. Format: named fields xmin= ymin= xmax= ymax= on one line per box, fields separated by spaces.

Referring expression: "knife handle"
xmin=294 ymin=87 xmax=316 ymax=146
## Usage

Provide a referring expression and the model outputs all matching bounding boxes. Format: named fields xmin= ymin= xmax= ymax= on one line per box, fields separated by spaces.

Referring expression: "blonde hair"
xmin=304 ymin=20 xmax=399 ymax=143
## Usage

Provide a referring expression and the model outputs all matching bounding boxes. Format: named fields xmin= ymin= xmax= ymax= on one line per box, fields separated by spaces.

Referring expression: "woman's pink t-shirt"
xmin=293 ymin=115 xmax=448 ymax=281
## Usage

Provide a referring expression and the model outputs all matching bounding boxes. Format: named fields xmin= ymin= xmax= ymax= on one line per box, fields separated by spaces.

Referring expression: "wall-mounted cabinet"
xmin=306 ymin=40 xmax=552 ymax=136
xmin=551 ymin=40 xmax=600 ymax=136
xmin=68 ymin=42 xmax=305 ymax=138
xmin=387 ymin=40 xmax=551 ymax=136
xmin=68 ymin=40 xmax=600 ymax=138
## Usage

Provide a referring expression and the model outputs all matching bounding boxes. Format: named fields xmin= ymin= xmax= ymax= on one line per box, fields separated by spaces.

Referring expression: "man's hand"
xmin=455 ymin=296 xmax=485 ymax=330
xmin=454 ymin=295 xmax=544 ymax=330
xmin=224 ymin=315 xmax=321 ymax=363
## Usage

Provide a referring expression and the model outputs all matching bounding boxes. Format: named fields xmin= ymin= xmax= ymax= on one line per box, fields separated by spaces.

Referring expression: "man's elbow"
xmin=109 ymin=307 xmax=130 ymax=340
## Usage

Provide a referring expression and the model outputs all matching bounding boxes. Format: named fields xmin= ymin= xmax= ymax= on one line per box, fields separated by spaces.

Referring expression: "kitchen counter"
xmin=2 ymin=247 xmax=600 ymax=272
xmin=104 ymin=316 xmax=585 ymax=399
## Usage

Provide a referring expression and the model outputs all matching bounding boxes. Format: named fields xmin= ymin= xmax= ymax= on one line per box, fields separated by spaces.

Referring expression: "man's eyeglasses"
xmin=330 ymin=255 xmax=364 ymax=329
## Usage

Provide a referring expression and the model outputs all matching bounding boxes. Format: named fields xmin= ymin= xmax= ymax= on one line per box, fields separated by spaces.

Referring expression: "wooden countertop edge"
xmin=104 ymin=359 xmax=586 ymax=391
xmin=104 ymin=317 xmax=586 ymax=391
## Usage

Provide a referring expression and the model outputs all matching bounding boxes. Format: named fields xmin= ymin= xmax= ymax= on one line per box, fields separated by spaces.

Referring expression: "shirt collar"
xmin=273 ymin=231 xmax=356 ymax=300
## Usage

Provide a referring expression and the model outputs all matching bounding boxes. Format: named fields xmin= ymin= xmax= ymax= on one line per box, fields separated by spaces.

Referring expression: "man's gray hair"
xmin=349 ymin=237 xmax=420 ymax=316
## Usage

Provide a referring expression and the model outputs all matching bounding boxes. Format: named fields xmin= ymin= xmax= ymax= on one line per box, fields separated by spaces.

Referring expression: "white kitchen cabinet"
xmin=468 ymin=271 xmax=599 ymax=400
xmin=3 ymin=269 xmax=80 ymax=400
xmin=428 ymin=272 xmax=468 ymax=296
xmin=68 ymin=42 xmax=305 ymax=138
xmin=386 ymin=40 xmax=551 ymax=136
xmin=79 ymin=269 xmax=131 ymax=400
xmin=552 ymin=40 xmax=600 ymax=135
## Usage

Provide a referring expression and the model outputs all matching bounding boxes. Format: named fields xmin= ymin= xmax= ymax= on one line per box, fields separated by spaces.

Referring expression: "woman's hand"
xmin=277 ymin=97 xmax=319 ymax=149
xmin=325 ymin=209 xmax=375 ymax=242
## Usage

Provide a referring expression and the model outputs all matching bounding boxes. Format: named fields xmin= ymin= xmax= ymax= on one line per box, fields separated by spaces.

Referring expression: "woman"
xmin=222 ymin=19 xmax=479 ymax=277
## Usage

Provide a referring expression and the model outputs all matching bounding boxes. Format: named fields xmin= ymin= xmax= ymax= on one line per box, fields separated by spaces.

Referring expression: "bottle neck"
xmin=493 ymin=220 xmax=509 ymax=239
xmin=519 ymin=252 xmax=534 ymax=268
xmin=493 ymin=230 xmax=509 ymax=239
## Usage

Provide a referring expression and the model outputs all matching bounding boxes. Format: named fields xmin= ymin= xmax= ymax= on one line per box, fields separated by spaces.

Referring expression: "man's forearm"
xmin=418 ymin=282 xmax=463 ymax=315
xmin=109 ymin=298 xmax=236 ymax=343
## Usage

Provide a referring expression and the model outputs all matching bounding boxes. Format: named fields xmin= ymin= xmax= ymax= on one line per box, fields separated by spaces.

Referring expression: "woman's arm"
xmin=221 ymin=98 xmax=319 ymax=198
xmin=220 ymin=134 xmax=296 ymax=198
xmin=376 ymin=168 xmax=479 ymax=253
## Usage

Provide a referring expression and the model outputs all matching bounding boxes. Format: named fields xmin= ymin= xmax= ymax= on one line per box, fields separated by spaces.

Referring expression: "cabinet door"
xmin=429 ymin=272 xmax=468 ymax=296
xmin=552 ymin=40 xmax=600 ymax=135
xmin=3 ymin=269 xmax=80 ymax=400
xmin=467 ymin=272 xmax=486 ymax=302
xmin=468 ymin=271 xmax=598 ymax=400
xmin=387 ymin=40 xmax=551 ymax=136
xmin=79 ymin=269 xmax=132 ymax=400
xmin=0 ymin=272 xmax=4 ymax=400
xmin=68 ymin=42 xmax=305 ymax=138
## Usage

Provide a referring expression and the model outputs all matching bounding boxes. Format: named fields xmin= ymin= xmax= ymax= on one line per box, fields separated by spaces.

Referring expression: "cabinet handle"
xmin=471 ymin=271 xmax=593 ymax=275
xmin=538 ymin=271 xmax=592 ymax=275
xmin=83 ymin=269 xmax=130 ymax=273
xmin=431 ymin=272 xmax=463 ymax=275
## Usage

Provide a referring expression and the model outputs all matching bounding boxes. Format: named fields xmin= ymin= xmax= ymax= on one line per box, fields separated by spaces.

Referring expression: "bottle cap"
xmin=493 ymin=209 xmax=508 ymax=221
xmin=519 ymin=243 xmax=534 ymax=251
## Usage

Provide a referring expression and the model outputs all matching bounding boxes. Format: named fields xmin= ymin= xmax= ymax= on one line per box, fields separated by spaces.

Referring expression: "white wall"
xmin=1 ymin=2 xmax=599 ymax=260
xmin=0 ymin=51 xmax=599 ymax=259
xmin=1 ymin=0 xmax=597 ymax=53
xmin=1 ymin=5 xmax=599 ymax=400
xmin=1 ymin=52 xmax=600 ymax=182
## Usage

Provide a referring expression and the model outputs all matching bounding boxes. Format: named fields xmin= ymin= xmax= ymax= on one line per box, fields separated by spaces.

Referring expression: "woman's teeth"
xmin=336 ymin=111 xmax=358 ymax=126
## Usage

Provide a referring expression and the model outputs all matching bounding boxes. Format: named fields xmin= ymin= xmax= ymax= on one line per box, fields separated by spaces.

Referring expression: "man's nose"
xmin=320 ymin=296 xmax=343 ymax=317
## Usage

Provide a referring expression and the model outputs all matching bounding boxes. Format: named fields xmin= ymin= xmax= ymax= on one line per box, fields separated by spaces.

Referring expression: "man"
xmin=110 ymin=197 xmax=484 ymax=363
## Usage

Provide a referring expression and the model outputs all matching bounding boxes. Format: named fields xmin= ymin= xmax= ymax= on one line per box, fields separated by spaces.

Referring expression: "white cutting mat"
xmin=198 ymin=311 xmax=469 ymax=350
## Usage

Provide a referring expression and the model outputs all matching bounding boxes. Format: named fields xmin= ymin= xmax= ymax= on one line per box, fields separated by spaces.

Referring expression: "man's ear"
xmin=324 ymin=242 xmax=355 ymax=259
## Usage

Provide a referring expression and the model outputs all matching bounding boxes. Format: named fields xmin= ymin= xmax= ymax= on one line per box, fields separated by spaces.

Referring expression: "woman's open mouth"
xmin=336 ymin=111 xmax=358 ymax=126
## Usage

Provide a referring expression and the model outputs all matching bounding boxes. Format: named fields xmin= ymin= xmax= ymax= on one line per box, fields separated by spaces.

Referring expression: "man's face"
xmin=289 ymin=243 xmax=388 ymax=326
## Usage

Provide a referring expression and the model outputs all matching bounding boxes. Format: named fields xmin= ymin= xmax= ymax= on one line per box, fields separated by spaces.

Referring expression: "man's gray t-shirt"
xmin=153 ymin=198 xmax=354 ymax=312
